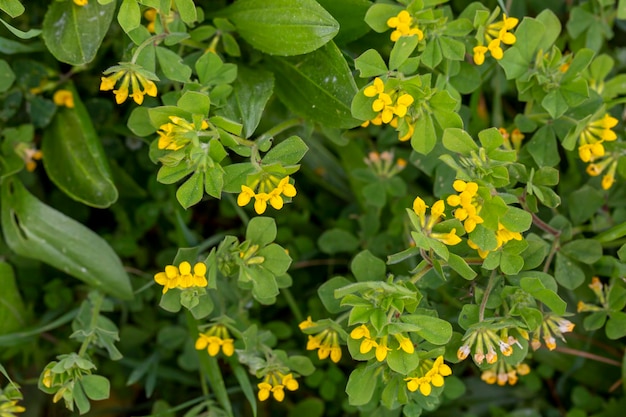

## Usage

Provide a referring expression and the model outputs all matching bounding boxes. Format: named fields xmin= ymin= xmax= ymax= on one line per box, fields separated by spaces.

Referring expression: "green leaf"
xmin=351 ymin=250 xmax=386 ymax=282
xmin=42 ymin=0 xmax=115 ymax=65
xmin=512 ymin=17 xmax=545 ymax=62
xmin=568 ymin=185 xmax=603 ymax=225
xmin=500 ymin=207 xmax=532 ymax=233
xmin=389 ymin=36 xmax=418 ymax=71
xmin=402 ymin=315 xmax=452 ymax=345
xmin=177 ymin=91 xmax=210 ymax=116
xmin=355 ymin=49 xmax=388 ymax=77
xmin=0 ymin=262 xmax=27 ymax=335
xmin=0 ymin=59 xmax=14 ymax=92
xmin=315 ymin=0 xmax=371 ymax=45
xmin=224 ymin=0 xmax=339 ymax=56
xmin=159 ymin=290 xmax=182 ymax=313
xmin=606 ymin=312 xmax=626 ymax=340
xmin=438 ymin=36 xmax=465 ymax=61
xmin=230 ymin=360 xmax=258 ymax=417
xmin=81 ymin=374 xmax=110 ymax=401
xmin=173 ymin=0 xmax=197 ymax=24
xmin=288 ymin=398 xmax=324 ymax=417
xmin=554 ymin=253 xmax=585 ymax=290
xmin=1 ymin=178 xmax=133 ymax=300
xmin=364 ymin=3 xmax=403 ymax=33
xmin=118 ymin=0 xmax=141 ymax=33
xmin=542 ymin=90 xmax=569 ymax=119
xmin=287 ymin=355 xmax=315 ymax=376
xmin=411 ymin=113 xmax=436 ymax=155
xmin=73 ymin=381 xmax=91 ymax=414
xmin=346 ymin=365 xmax=379 ymax=406
xmin=421 ymin=37 xmax=442 ymax=68
xmin=176 ymin=171 xmax=204 ymax=209
xmin=42 ymin=84 xmax=118 ymax=208
xmin=387 ymin=347 xmax=420 ymax=375
xmin=526 ymin=126 xmax=559 ymax=167
xmin=442 ymin=127 xmax=478 ymax=155
xmin=246 ymin=217 xmax=277 ymax=247
xmin=269 ymin=41 xmax=360 ymax=128
xmin=318 ymin=276 xmax=351 ymax=314
xmin=220 ymin=66 xmax=274 ymax=138
xmin=0 ymin=0 xmax=24 ymax=18
xmin=520 ymin=277 xmax=566 ymax=315
xmin=204 ymin=166 xmax=224 ymax=199
xmin=156 ymin=46 xmax=192 ymax=82
xmin=535 ymin=9 xmax=561 ymax=52
xmin=560 ymin=239 xmax=603 ymax=264
xmin=500 ymin=252 xmax=524 ymax=275
xmin=318 ymin=228 xmax=359 ymax=254
xmin=446 ymin=253 xmax=477 ymax=280
xmin=262 ymin=136 xmax=308 ymax=166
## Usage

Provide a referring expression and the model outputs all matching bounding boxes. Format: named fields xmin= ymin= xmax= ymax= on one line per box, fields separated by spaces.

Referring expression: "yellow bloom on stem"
xmin=53 ymin=90 xmax=74 ymax=108
xmin=195 ymin=325 xmax=235 ymax=357
xmin=238 ymin=175 xmax=297 ymax=215
xmin=100 ymin=67 xmax=158 ymax=105
xmin=387 ymin=10 xmax=424 ymax=42
xmin=473 ymin=45 xmax=488 ymax=65
xmin=395 ymin=334 xmax=414 ymax=354
xmin=413 ymin=197 xmax=428 ymax=227
xmin=0 ymin=400 xmax=26 ymax=415
xmin=257 ymin=372 xmax=298 ymax=402
xmin=405 ymin=356 xmax=450 ymax=395
xmin=73 ymin=0 xmax=88 ymax=5
xmin=364 ymin=77 xmax=385 ymax=97
xmin=350 ymin=324 xmax=371 ymax=340
xmin=375 ymin=336 xmax=391 ymax=362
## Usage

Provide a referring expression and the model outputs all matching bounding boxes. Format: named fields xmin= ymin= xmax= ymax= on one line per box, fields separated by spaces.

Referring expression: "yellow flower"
xmin=257 ymin=372 xmax=298 ymax=402
xmin=195 ymin=325 xmax=235 ymax=357
xmin=412 ymin=196 xmax=428 ymax=227
xmin=405 ymin=356 xmax=450 ymax=395
xmin=0 ymin=400 xmax=26 ymax=415
xmin=473 ymin=45 xmax=488 ymax=65
xmin=53 ymin=90 xmax=74 ymax=108
xmin=154 ymin=261 xmax=207 ymax=293
xmin=238 ymin=175 xmax=297 ymax=215
xmin=14 ymin=144 xmax=43 ymax=172
xmin=387 ymin=10 xmax=424 ymax=42
xmin=431 ymin=229 xmax=461 ymax=246
xmin=73 ymin=0 xmax=88 ymax=5
xmin=100 ymin=67 xmax=158 ymax=105
xmin=395 ymin=334 xmax=414 ymax=354
xmin=473 ymin=13 xmax=518 ymax=65
xmin=298 ymin=316 xmax=316 ymax=330
xmin=375 ymin=336 xmax=391 ymax=361
xmin=350 ymin=324 xmax=371 ymax=340
xmin=364 ymin=77 xmax=385 ymax=97
xmin=144 ymin=8 xmax=157 ymax=33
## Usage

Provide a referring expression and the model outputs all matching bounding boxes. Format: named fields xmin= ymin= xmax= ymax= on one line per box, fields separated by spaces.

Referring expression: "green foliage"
xmin=2 ymin=1 xmax=626 ymax=416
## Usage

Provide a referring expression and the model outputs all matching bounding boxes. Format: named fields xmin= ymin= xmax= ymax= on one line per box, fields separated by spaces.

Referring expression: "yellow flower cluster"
xmin=100 ymin=68 xmax=158 ymax=105
xmin=446 ymin=180 xmax=484 ymax=233
xmin=52 ymin=90 xmax=74 ymax=108
xmin=468 ymin=222 xmax=522 ymax=259
xmin=457 ymin=328 xmax=521 ymax=365
xmin=195 ymin=325 xmax=235 ymax=357
xmin=481 ymin=362 xmax=530 ymax=386
xmin=153 ymin=261 xmax=208 ymax=294
xmin=0 ymin=398 xmax=25 ymax=416
xmin=237 ymin=175 xmax=297 ymax=215
xmin=257 ymin=372 xmax=298 ymax=402
xmin=14 ymin=143 xmax=43 ymax=172
xmin=299 ymin=317 xmax=342 ymax=363
xmin=498 ymin=127 xmax=524 ymax=152
xmin=530 ymin=315 xmax=574 ymax=351
xmin=386 ymin=10 xmax=424 ymax=42
xmin=577 ymin=114 xmax=620 ymax=190
xmin=144 ymin=8 xmax=157 ymax=33
xmin=578 ymin=277 xmax=607 ymax=313
xmin=404 ymin=356 xmax=452 ymax=395
xmin=362 ymin=77 xmax=415 ymax=141
xmin=578 ymin=114 xmax=618 ymax=162
xmin=350 ymin=325 xmax=414 ymax=362
xmin=412 ymin=197 xmax=462 ymax=246
xmin=473 ymin=14 xmax=518 ymax=65
xmin=157 ymin=116 xmax=209 ymax=151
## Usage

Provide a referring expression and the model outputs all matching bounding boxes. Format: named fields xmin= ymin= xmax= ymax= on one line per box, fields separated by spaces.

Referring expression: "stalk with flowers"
xmin=1 ymin=0 xmax=626 ymax=416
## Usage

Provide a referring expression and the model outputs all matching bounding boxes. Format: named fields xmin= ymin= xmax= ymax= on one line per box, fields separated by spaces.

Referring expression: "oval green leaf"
xmin=1 ymin=178 xmax=133 ymax=300
xmin=42 ymin=0 xmax=115 ymax=65
xmin=269 ymin=42 xmax=360 ymax=128
xmin=224 ymin=0 xmax=339 ymax=56
xmin=42 ymin=84 xmax=118 ymax=208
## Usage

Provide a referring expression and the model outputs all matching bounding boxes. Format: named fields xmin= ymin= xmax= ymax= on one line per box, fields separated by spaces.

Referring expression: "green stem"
xmin=256 ymin=118 xmax=301 ymax=142
xmin=281 ymin=288 xmax=304 ymax=324
xmin=410 ymin=264 xmax=433 ymax=283
xmin=131 ymin=33 xmax=168 ymax=64
xmin=78 ymin=292 xmax=104 ymax=358
xmin=479 ymin=270 xmax=498 ymax=322
xmin=185 ymin=312 xmax=211 ymax=399
xmin=543 ymin=237 xmax=560 ymax=273
xmin=224 ymin=193 xmax=250 ymax=226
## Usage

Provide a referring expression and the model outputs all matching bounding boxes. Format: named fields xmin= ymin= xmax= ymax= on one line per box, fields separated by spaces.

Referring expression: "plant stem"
xmin=281 ymin=288 xmax=304 ymax=324
xmin=543 ymin=237 xmax=560 ymax=273
xmin=131 ymin=33 xmax=168 ymax=64
xmin=78 ymin=292 xmax=104 ymax=358
xmin=256 ymin=118 xmax=301 ymax=142
xmin=479 ymin=270 xmax=498 ymax=322
xmin=225 ymin=193 xmax=250 ymax=226
xmin=554 ymin=345 xmax=622 ymax=367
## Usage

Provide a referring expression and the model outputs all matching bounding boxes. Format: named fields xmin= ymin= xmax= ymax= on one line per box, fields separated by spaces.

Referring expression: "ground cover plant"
xmin=2 ymin=0 xmax=626 ymax=416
